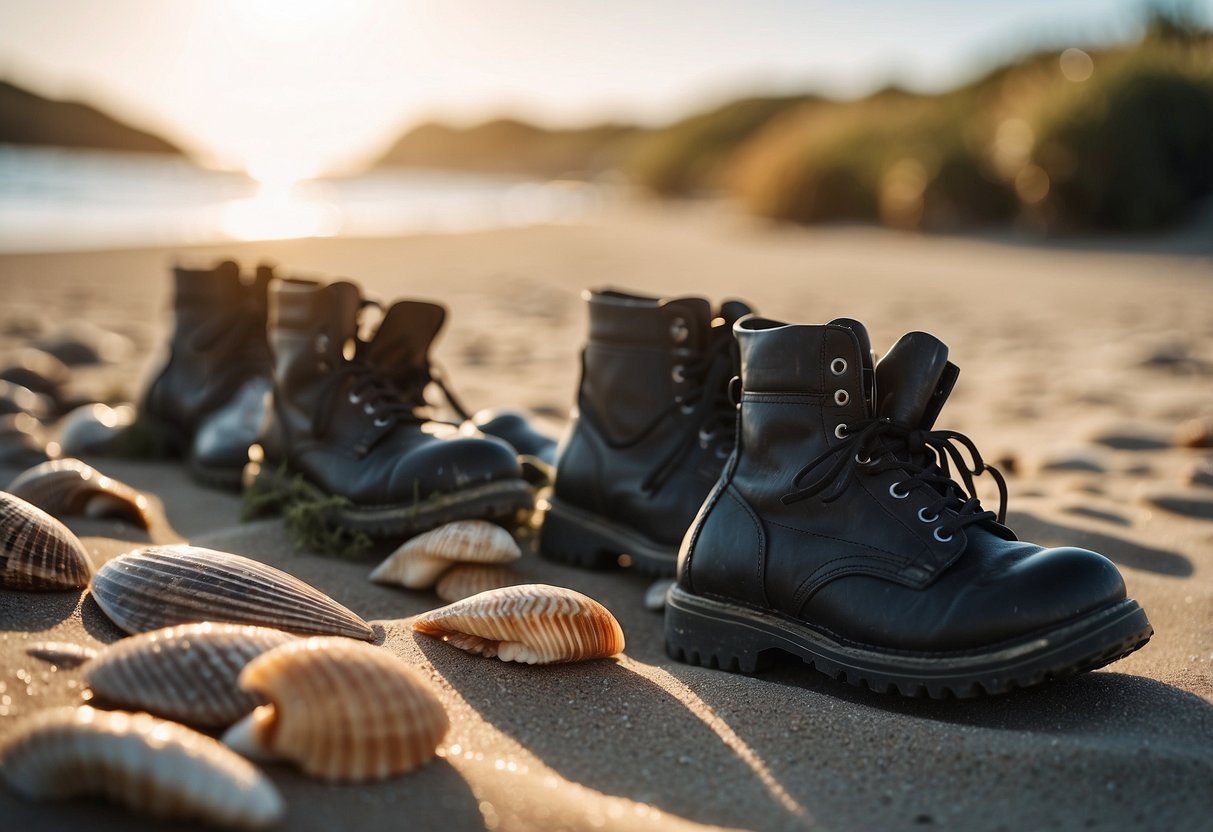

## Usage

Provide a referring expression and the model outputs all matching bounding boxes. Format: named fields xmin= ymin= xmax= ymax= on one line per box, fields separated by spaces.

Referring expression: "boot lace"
xmin=780 ymin=417 xmax=1008 ymax=540
xmin=315 ymin=361 xmax=418 ymax=438
xmin=642 ymin=333 xmax=737 ymax=493
xmin=393 ymin=359 xmax=471 ymax=423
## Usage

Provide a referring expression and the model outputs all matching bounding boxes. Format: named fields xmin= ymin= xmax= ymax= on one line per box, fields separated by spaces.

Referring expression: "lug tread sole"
xmin=665 ymin=587 xmax=1153 ymax=699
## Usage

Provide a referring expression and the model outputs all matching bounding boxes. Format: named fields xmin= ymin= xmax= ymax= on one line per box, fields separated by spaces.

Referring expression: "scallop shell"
xmin=369 ymin=520 xmax=521 ymax=589
xmin=413 ymin=584 xmax=625 ymax=664
xmin=0 ymin=706 xmax=283 ymax=830
xmin=86 ymin=623 xmax=297 ymax=727
xmin=222 ymin=638 xmax=449 ymax=783
xmin=434 ymin=563 xmax=519 ymax=603
xmin=91 ymin=545 xmax=373 ymax=641
xmin=8 ymin=458 xmax=151 ymax=529
xmin=0 ymin=491 xmax=93 ymax=590
xmin=27 ymin=641 xmax=98 ymax=668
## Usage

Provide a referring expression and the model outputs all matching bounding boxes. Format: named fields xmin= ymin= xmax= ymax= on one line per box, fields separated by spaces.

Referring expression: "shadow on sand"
xmin=1009 ymin=509 xmax=1193 ymax=576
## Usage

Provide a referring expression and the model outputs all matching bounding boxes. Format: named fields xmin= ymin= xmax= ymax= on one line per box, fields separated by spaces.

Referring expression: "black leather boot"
xmin=666 ymin=316 xmax=1152 ymax=697
xmin=141 ymin=261 xmax=272 ymax=488
xmin=253 ymin=279 xmax=532 ymax=537
xmin=540 ymin=289 xmax=751 ymax=575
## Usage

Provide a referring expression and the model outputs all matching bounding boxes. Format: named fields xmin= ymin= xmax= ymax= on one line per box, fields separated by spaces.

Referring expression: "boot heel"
xmin=664 ymin=588 xmax=769 ymax=674
xmin=538 ymin=501 xmax=625 ymax=570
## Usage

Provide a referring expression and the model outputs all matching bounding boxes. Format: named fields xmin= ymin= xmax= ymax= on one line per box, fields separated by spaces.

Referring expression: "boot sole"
xmin=665 ymin=586 xmax=1153 ymax=698
xmin=253 ymin=465 xmax=535 ymax=538
xmin=539 ymin=498 xmax=678 ymax=576
xmin=187 ymin=457 xmax=245 ymax=491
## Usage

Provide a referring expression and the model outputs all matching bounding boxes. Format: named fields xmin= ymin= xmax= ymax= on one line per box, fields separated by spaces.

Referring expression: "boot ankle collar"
xmin=736 ymin=318 xmax=869 ymax=400
xmin=586 ymin=288 xmax=713 ymax=350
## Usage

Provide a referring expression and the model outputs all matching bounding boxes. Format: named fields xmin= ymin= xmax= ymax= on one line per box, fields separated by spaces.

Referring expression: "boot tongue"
xmin=363 ymin=300 xmax=447 ymax=369
xmin=874 ymin=331 xmax=958 ymax=429
xmin=827 ymin=318 xmax=875 ymax=412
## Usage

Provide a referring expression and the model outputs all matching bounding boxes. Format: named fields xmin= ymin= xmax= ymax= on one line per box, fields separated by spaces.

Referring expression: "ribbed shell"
xmin=434 ymin=564 xmax=519 ymax=603
xmin=413 ymin=584 xmax=626 ymax=664
xmin=222 ymin=638 xmax=449 ymax=783
xmin=90 ymin=545 xmax=373 ymax=641
xmin=86 ymin=623 xmax=297 ymax=727
xmin=0 ymin=706 xmax=284 ymax=830
xmin=369 ymin=520 xmax=521 ymax=589
xmin=7 ymin=458 xmax=150 ymax=529
xmin=0 ymin=491 xmax=93 ymax=590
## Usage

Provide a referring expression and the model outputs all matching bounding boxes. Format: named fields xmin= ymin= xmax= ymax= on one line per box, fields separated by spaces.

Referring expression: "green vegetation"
xmin=242 ymin=466 xmax=373 ymax=558
xmin=376 ymin=7 xmax=1213 ymax=234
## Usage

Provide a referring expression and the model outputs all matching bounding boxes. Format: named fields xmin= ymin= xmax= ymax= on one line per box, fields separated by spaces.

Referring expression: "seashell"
xmin=58 ymin=402 xmax=136 ymax=456
xmin=0 ymin=349 xmax=69 ymax=404
xmin=91 ymin=545 xmax=373 ymax=641
xmin=1175 ymin=416 xmax=1213 ymax=450
xmin=369 ymin=519 xmax=521 ymax=589
xmin=434 ymin=563 xmax=520 ymax=603
xmin=413 ymin=584 xmax=625 ymax=664
xmin=0 ymin=492 xmax=93 ymax=590
xmin=86 ymin=623 xmax=297 ymax=727
xmin=222 ymin=638 xmax=449 ymax=783
xmin=7 ymin=458 xmax=151 ymax=529
xmin=27 ymin=641 xmax=98 ymax=668
xmin=0 ymin=706 xmax=283 ymax=830
xmin=0 ymin=413 xmax=48 ymax=469
xmin=0 ymin=379 xmax=52 ymax=420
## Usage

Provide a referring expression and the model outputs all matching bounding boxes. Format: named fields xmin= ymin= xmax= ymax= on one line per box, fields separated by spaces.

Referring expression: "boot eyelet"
xmin=349 ymin=392 xmax=362 ymax=404
xmin=698 ymin=429 xmax=714 ymax=443
xmin=855 ymin=454 xmax=872 ymax=464
xmin=672 ymin=365 xmax=686 ymax=383
xmin=918 ymin=507 xmax=939 ymax=523
xmin=834 ymin=424 xmax=848 ymax=439
xmin=373 ymin=416 xmax=391 ymax=428
xmin=314 ymin=334 xmax=329 ymax=354
xmin=681 ymin=404 xmax=695 ymax=416
xmin=834 ymin=389 xmax=850 ymax=406
xmin=830 ymin=358 xmax=847 ymax=376
xmin=363 ymin=403 xmax=375 ymax=416
xmin=889 ymin=482 xmax=909 ymax=499
xmin=933 ymin=527 xmax=954 ymax=543
xmin=670 ymin=318 xmax=689 ymax=344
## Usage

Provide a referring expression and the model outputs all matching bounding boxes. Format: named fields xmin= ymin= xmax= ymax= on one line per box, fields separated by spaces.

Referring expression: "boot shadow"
xmin=1007 ymin=509 xmax=1193 ymax=576
xmin=415 ymin=634 xmax=813 ymax=830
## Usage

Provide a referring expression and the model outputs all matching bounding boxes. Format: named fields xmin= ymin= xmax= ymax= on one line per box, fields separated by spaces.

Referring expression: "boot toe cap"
xmin=388 ymin=435 xmax=521 ymax=497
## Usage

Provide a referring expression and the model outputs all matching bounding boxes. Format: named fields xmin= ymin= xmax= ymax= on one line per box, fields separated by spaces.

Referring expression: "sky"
xmin=1 ymin=0 xmax=1210 ymax=177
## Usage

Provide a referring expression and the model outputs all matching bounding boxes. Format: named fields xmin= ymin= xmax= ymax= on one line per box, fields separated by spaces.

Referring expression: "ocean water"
xmin=0 ymin=145 xmax=607 ymax=253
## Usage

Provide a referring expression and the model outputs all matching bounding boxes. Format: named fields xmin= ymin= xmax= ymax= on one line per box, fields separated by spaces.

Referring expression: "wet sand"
xmin=1 ymin=203 xmax=1211 ymax=831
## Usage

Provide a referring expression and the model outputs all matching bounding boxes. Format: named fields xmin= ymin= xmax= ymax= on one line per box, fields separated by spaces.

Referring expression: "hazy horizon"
xmin=3 ymin=0 xmax=1211 ymax=178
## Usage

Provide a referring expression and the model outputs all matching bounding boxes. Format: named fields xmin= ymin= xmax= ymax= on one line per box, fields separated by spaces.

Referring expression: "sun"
xmin=228 ymin=0 xmax=363 ymax=40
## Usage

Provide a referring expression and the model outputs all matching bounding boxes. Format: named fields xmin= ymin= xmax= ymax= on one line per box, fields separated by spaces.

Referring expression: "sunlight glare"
xmin=219 ymin=180 xmax=341 ymax=242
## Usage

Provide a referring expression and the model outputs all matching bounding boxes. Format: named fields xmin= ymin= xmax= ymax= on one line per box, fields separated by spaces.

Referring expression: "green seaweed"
xmin=241 ymin=465 xmax=372 ymax=559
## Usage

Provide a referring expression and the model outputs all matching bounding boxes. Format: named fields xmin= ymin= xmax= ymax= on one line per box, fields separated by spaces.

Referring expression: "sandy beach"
xmin=1 ymin=203 xmax=1211 ymax=831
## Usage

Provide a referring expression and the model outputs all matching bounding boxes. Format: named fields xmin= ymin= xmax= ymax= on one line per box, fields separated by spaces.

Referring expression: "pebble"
xmin=1144 ymin=491 xmax=1213 ymax=521
xmin=1090 ymin=430 xmax=1170 ymax=452
xmin=644 ymin=579 xmax=674 ymax=612
xmin=57 ymin=402 xmax=136 ymax=456
xmin=1185 ymin=458 xmax=1213 ymax=489
xmin=1039 ymin=450 xmax=1107 ymax=474
xmin=0 ymin=380 xmax=53 ymax=421
xmin=0 ymin=349 xmax=70 ymax=403
xmin=1174 ymin=417 xmax=1213 ymax=449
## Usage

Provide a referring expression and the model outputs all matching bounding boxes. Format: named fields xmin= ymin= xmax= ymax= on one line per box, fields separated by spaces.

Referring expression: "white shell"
xmin=413 ymin=583 xmax=626 ymax=664
xmin=0 ymin=706 xmax=284 ymax=830
xmin=369 ymin=520 xmax=521 ymax=589
xmin=86 ymin=623 xmax=297 ymax=727
xmin=223 ymin=637 xmax=449 ymax=783
xmin=0 ymin=491 xmax=93 ymax=590
xmin=90 ymin=545 xmax=373 ymax=641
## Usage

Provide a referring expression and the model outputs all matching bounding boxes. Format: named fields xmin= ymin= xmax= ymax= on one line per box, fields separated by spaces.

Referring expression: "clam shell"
xmin=8 ymin=458 xmax=151 ymax=529
xmin=0 ymin=492 xmax=93 ymax=590
xmin=27 ymin=641 xmax=97 ymax=668
xmin=413 ymin=583 xmax=626 ymax=664
xmin=369 ymin=520 xmax=521 ymax=589
xmin=86 ymin=623 xmax=297 ymax=727
xmin=222 ymin=638 xmax=449 ymax=783
xmin=0 ymin=706 xmax=283 ymax=830
xmin=91 ymin=545 xmax=374 ymax=641
xmin=434 ymin=563 xmax=519 ymax=603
